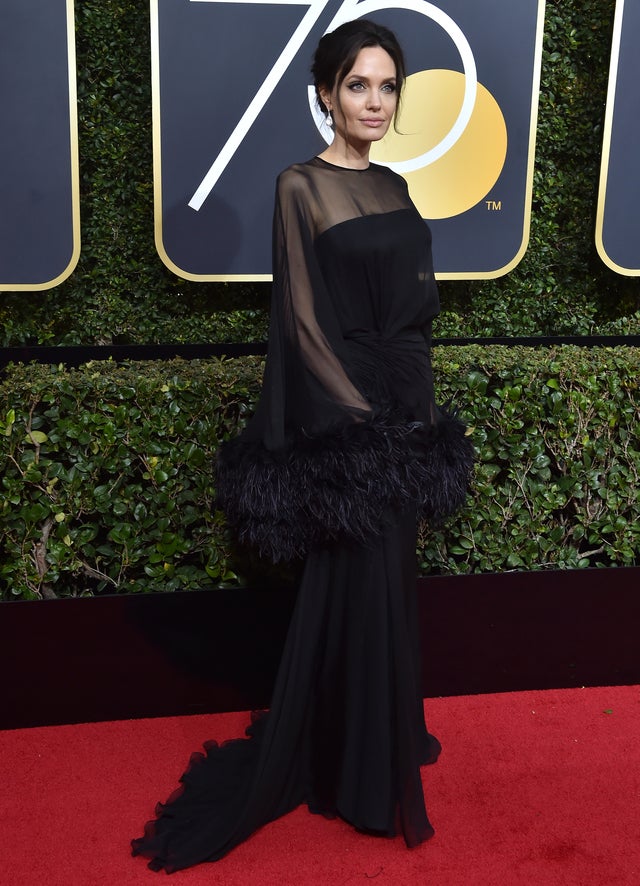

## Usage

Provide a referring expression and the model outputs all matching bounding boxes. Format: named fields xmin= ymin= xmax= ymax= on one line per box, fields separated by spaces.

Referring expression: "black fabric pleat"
xmin=132 ymin=506 xmax=439 ymax=873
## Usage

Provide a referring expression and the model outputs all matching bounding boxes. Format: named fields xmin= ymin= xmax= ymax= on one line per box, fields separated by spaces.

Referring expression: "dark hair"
xmin=311 ymin=19 xmax=406 ymax=116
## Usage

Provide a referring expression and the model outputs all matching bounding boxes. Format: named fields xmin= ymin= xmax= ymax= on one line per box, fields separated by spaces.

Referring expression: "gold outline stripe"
xmin=153 ymin=0 xmax=547 ymax=282
xmin=594 ymin=0 xmax=639 ymax=276
xmin=0 ymin=0 xmax=81 ymax=292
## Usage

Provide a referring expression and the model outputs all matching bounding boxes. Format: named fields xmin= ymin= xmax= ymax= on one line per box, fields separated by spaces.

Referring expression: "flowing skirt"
xmin=132 ymin=507 xmax=440 ymax=873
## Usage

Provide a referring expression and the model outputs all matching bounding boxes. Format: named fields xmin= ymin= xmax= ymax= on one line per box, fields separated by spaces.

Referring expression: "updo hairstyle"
xmin=311 ymin=19 xmax=407 ymax=116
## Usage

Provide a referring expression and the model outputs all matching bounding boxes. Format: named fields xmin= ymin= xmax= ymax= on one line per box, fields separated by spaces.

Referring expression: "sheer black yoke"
xmin=217 ymin=158 xmax=473 ymax=561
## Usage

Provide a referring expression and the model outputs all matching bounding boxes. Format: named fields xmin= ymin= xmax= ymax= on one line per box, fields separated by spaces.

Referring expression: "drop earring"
xmin=326 ymin=110 xmax=333 ymax=127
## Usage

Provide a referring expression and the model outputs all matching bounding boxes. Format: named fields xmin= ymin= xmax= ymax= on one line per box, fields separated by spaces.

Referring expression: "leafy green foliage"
xmin=0 ymin=359 xmax=259 ymax=598
xmin=1 ymin=348 xmax=638 ymax=599
xmin=1 ymin=4 xmax=638 ymax=597
xmin=422 ymin=345 xmax=640 ymax=573
xmin=0 ymin=0 xmax=638 ymax=344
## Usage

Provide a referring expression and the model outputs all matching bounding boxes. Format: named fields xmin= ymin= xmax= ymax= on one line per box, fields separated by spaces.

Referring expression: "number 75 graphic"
xmin=187 ymin=0 xmax=477 ymax=210
xmin=153 ymin=0 xmax=544 ymax=279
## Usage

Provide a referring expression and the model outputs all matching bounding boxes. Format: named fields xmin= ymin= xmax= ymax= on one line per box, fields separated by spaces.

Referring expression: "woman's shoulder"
xmin=274 ymin=163 xmax=317 ymax=214
xmin=369 ymin=161 xmax=410 ymax=190
xmin=276 ymin=159 xmax=318 ymax=192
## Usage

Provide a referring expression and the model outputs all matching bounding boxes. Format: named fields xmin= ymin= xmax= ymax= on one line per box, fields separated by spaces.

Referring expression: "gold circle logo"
xmin=371 ymin=69 xmax=507 ymax=219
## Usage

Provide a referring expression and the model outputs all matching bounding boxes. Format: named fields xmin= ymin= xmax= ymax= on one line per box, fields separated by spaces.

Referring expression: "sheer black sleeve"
xmin=272 ymin=171 xmax=373 ymax=428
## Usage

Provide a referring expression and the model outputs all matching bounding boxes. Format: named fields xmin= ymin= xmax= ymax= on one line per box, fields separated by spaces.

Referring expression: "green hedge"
xmin=0 ymin=0 xmax=639 ymax=346
xmin=1 ymin=348 xmax=638 ymax=600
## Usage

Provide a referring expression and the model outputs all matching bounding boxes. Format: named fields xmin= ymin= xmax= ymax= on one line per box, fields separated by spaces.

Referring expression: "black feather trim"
xmin=215 ymin=409 xmax=474 ymax=562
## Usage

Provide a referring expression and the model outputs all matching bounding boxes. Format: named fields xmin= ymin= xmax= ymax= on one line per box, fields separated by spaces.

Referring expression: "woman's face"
xmin=321 ymin=46 xmax=398 ymax=148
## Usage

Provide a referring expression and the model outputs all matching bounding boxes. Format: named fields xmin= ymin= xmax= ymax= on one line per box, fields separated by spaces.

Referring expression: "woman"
xmin=132 ymin=19 xmax=473 ymax=873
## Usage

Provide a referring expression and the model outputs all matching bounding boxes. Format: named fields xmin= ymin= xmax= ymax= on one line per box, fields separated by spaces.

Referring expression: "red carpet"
xmin=3 ymin=686 xmax=639 ymax=885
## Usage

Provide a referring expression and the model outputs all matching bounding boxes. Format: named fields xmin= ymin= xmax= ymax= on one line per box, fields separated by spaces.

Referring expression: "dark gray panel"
xmin=0 ymin=0 xmax=78 ymax=289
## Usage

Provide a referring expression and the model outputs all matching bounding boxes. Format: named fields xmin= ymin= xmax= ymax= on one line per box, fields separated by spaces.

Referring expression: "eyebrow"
xmin=344 ymin=74 xmax=397 ymax=83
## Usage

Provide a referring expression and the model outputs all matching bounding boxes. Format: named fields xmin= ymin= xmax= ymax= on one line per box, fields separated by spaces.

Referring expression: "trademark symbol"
xmin=486 ymin=200 xmax=502 ymax=211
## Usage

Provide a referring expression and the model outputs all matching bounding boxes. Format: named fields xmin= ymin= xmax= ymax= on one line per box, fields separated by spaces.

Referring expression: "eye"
xmin=347 ymin=81 xmax=365 ymax=91
xmin=381 ymin=83 xmax=397 ymax=93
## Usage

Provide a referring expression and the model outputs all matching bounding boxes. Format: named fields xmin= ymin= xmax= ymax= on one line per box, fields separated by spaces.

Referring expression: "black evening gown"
xmin=132 ymin=158 xmax=473 ymax=873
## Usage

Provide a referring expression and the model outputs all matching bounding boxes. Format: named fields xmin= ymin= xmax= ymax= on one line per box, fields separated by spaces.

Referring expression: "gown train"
xmin=132 ymin=506 xmax=440 ymax=872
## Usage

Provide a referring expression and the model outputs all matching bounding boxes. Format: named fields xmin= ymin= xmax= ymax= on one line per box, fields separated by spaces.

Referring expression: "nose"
xmin=367 ymin=90 xmax=381 ymax=110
